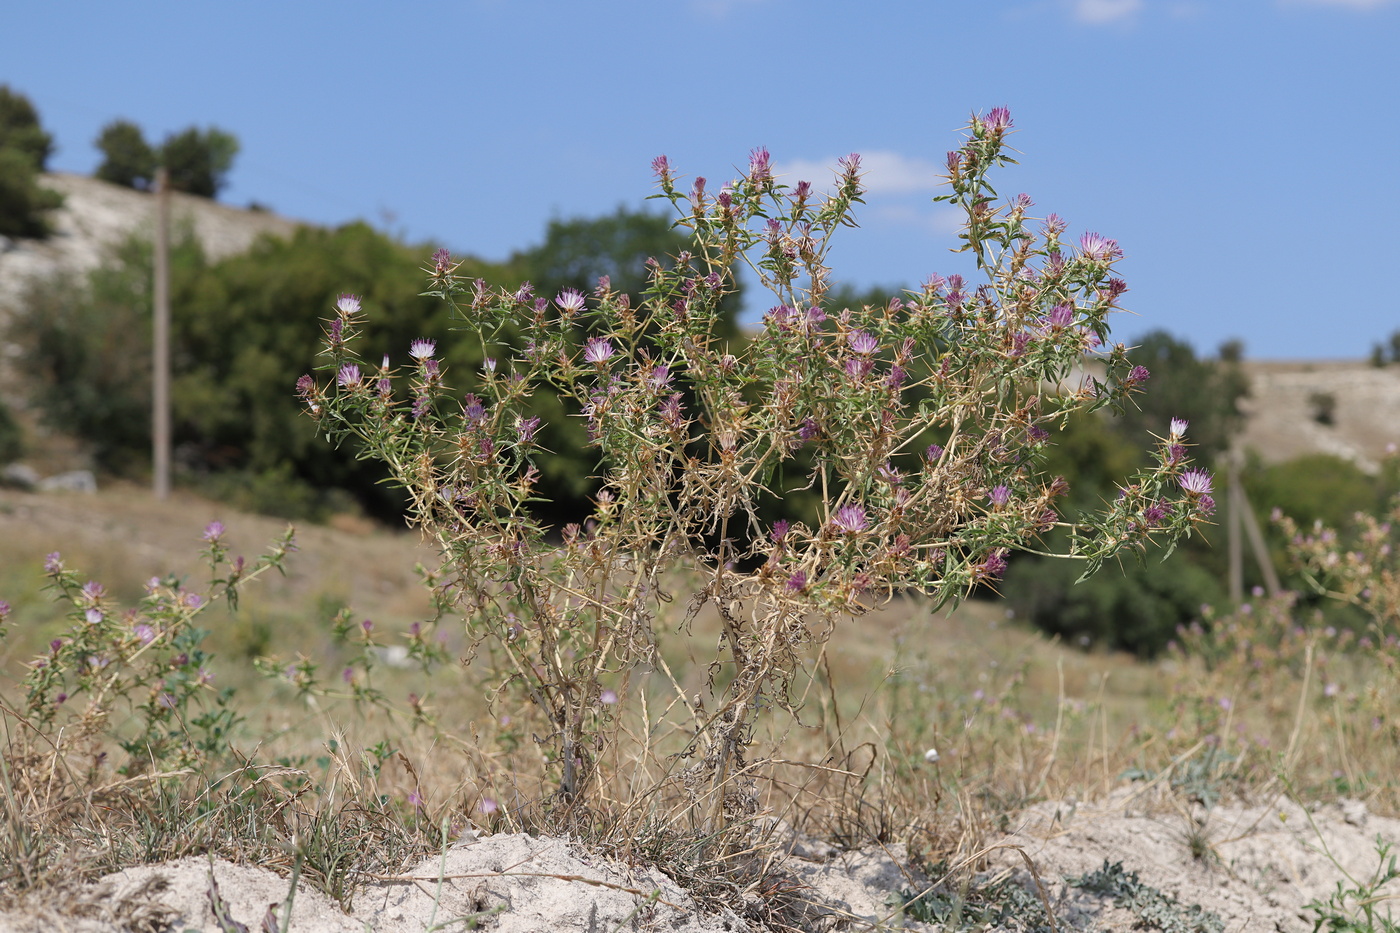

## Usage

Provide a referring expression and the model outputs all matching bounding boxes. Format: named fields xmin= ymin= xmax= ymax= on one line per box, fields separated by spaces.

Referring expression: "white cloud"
xmin=869 ymin=204 xmax=963 ymax=237
xmin=1071 ymin=0 xmax=1144 ymax=23
xmin=774 ymin=150 xmax=945 ymax=196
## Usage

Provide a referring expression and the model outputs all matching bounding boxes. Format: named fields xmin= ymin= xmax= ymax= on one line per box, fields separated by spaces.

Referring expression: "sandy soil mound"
xmin=2 ymin=791 xmax=1396 ymax=931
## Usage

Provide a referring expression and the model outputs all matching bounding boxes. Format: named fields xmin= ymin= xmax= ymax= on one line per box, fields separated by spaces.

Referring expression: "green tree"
xmin=0 ymin=85 xmax=54 ymax=169
xmin=160 ymin=126 xmax=239 ymax=199
xmin=0 ymin=85 xmax=62 ymax=238
xmin=95 ymin=119 xmax=157 ymax=190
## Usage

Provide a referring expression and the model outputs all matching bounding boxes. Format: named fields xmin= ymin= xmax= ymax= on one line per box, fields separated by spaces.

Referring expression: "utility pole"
xmin=153 ymin=167 xmax=171 ymax=500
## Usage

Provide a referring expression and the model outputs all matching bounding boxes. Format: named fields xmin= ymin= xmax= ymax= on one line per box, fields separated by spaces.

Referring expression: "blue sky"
xmin=5 ymin=0 xmax=1398 ymax=359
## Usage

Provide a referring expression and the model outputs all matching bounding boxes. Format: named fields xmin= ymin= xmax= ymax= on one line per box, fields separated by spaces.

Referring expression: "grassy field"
xmin=2 ymin=482 xmax=1397 ymax=928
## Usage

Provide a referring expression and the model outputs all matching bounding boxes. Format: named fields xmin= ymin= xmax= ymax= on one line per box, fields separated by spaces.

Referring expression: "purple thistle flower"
xmin=926 ymin=444 xmax=944 ymax=462
xmin=337 ymin=363 xmax=362 ymax=388
xmin=651 ymin=154 xmax=670 ymax=180
xmin=82 ymin=580 xmax=105 ymax=602
xmin=1078 ymin=232 xmax=1123 ymax=262
xmin=838 ymin=153 xmax=862 ymax=178
xmin=479 ymin=797 xmax=499 ymax=815
xmin=183 ymin=593 xmax=204 ymax=610
xmin=845 ymin=357 xmax=873 ymax=380
xmin=771 ymin=520 xmax=790 ymax=542
xmin=647 ymin=365 xmax=671 ymax=389
xmin=798 ymin=418 xmax=818 ymax=441
xmin=793 ymin=180 xmax=812 ymax=200
xmin=989 ymin=485 xmax=1012 ymax=507
xmin=1197 ymin=494 xmax=1217 ymax=516
xmin=659 ymin=394 xmax=683 ymax=427
xmin=847 ymin=329 xmax=879 ymax=355
xmin=411 ymin=394 xmax=429 ymax=419
xmin=1127 ymin=365 xmax=1151 ymax=386
xmin=335 ymin=293 xmax=361 ymax=316
xmin=748 ymin=146 xmax=772 ymax=184
xmin=984 ymin=107 xmax=1013 ymax=133
xmin=85 ymin=608 xmax=103 ymax=625
xmin=831 ymin=504 xmax=868 ymax=535
xmin=690 ymin=176 xmax=707 ymax=207
xmin=327 ymin=318 xmax=343 ymax=346
xmin=1167 ymin=443 xmax=1187 ymax=465
xmin=1012 ymin=192 xmax=1034 ymax=211
xmin=295 ymin=374 xmax=315 ymax=399
xmin=886 ymin=365 xmax=907 ymax=389
xmin=1042 ymin=213 xmax=1067 ymax=236
xmin=1180 ymin=469 xmax=1213 ymax=497
xmin=409 ymin=338 xmax=436 ymax=361
xmin=1047 ymin=303 xmax=1074 ymax=329
xmin=462 ymin=395 xmax=486 ymax=423
xmin=134 ymin=624 xmax=155 ymax=645
xmin=203 ymin=521 xmax=225 ymax=543
xmin=978 ymin=549 xmax=1009 ymax=580
xmin=945 ymin=150 xmax=962 ymax=173
xmin=785 ymin=570 xmax=808 ymax=593
xmin=1028 ymin=424 xmax=1050 ymax=442
xmin=516 ymin=416 xmax=541 ymax=443
xmin=432 ymin=247 xmax=452 ymax=275
xmin=600 ymin=689 xmax=618 ymax=705
xmin=556 ymin=289 xmax=587 ymax=315
xmin=1169 ymin=418 xmax=1189 ymax=440
xmin=1143 ymin=502 xmax=1171 ymax=527
xmin=583 ymin=337 xmax=615 ymax=365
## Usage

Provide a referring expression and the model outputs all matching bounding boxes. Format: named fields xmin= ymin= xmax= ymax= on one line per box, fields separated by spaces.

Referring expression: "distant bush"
xmin=0 ymin=85 xmax=62 ymax=238
xmin=94 ymin=119 xmax=238 ymax=199
xmin=0 ymin=397 xmax=23 ymax=463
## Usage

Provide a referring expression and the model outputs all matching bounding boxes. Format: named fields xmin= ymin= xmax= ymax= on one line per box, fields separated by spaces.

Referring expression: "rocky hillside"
xmin=0 ymin=172 xmax=303 ymax=315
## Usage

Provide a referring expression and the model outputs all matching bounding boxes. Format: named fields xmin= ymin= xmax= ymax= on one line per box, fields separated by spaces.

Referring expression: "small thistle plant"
xmin=301 ymin=110 xmax=1213 ymax=826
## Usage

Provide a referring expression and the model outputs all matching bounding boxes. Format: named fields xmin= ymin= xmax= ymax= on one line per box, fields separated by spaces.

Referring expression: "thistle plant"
xmin=302 ymin=110 xmax=1213 ymax=826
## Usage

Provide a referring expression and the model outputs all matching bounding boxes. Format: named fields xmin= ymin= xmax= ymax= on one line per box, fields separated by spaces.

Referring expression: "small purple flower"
xmin=1179 ymin=469 xmax=1213 ymax=496
xmin=1167 ymin=443 xmax=1187 ymax=465
xmin=847 ymin=330 xmax=879 ymax=355
xmin=925 ymin=444 xmax=944 ymax=462
xmin=134 ymin=624 xmax=155 ymax=645
xmin=462 ymin=395 xmax=486 ymax=423
xmin=1078 ymin=232 xmax=1123 ymax=262
xmin=798 ymin=418 xmax=818 ymax=442
xmin=295 ymin=374 xmax=315 ymax=399
xmin=1126 ymin=365 xmax=1151 ymax=386
xmin=1047 ymin=303 xmax=1074 ymax=329
xmin=335 ymin=293 xmax=361 ymax=316
xmin=831 ymin=504 xmax=868 ymax=535
xmin=885 ymin=365 xmax=906 ymax=389
xmin=479 ymin=797 xmax=499 ymax=815
xmin=647 ymin=365 xmax=671 ymax=389
xmin=984 ymin=107 xmax=1013 ymax=133
xmin=516 ymin=416 xmax=541 ymax=443
xmin=651 ymin=154 xmax=671 ymax=180
xmin=342 ymin=667 xmax=355 ymax=684
xmin=785 ymin=570 xmax=808 ymax=593
xmin=556 ymin=289 xmax=587 ymax=315
xmin=85 ymin=608 xmax=103 ymax=625
xmin=845 ymin=357 xmax=873 ymax=380
xmin=1196 ymin=494 xmax=1217 ymax=515
xmin=771 ymin=520 xmax=790 ymax=542
xmin=183 ymin=593 xmax=204 ymax=610
xmin=978 ymin=549 xmax=1009 ymax=580
xmin=600 ymin=689 xmax=618 ymax=705
xmin=432 ymin=248 xmax=452 ymax=275
xmin=792 ymin=180 xmax=812 ymax=200
xmin=838 ymin=152 xmax=862 ymax=178
xmin=989 ymin=485 xmax=1011 ymax=508
xmin=1169 ymin=418 xmax=1189 ymax=440
xmin=945 ymin=150 xmax=962 ymax=174
xmin=0 ymin=600 xmax=8 ymax=623
xmin=1143 ymin=502 xmax=1171 ymax=527
xmin=337 ymin=363 xmax=362 ymax=388
xmin=1012 ymin=192 xmax=1034 ymax=211
xmin=1042 ymin=213 xmax=1067 ymax=237
xmin=203 ymin=521 xmax=225 ymax=543
xmin=409 ymin=338 xmax=436 ymax=361
xmin=82 ymin=580 xmax=105 ymax=602
xmin=583 ymin=337 xmax=614 ymax=365
xmin=748 ymin=146 xmax=772 ymax=184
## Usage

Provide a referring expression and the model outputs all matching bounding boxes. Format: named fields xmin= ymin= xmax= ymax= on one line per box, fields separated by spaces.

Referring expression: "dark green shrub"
xmin=94 ymin=119 xmax=158 ymax=190
xmin=0 ymin=85 xmax=62 ymax=238
xmin=159 ymin=126 xmax=239 ymax=199
xmin=0 ymin=397 xmax=23 ymax=463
